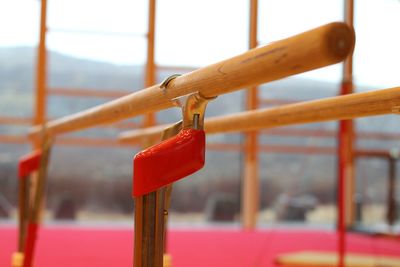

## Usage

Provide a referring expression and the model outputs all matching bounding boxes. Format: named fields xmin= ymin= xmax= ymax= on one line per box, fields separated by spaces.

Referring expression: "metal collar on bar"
xmin=160 ymin=74 xmax=216 ymax=130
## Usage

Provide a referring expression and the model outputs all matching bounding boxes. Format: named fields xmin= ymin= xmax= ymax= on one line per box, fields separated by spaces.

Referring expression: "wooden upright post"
xmin=242 ymin=0 xmax=259 ymax=230
xmin=134 ymin=1 xmax=158 ymax=264
xmin=337 ymin=0 xmax=354 ymax=266
xmin=143 ymin=0 xmax=157 ymax=127
xmin=34 ymin=0 xmax=48 ymax=128
xmin=30 ymin=0 xmax=48 ymax=222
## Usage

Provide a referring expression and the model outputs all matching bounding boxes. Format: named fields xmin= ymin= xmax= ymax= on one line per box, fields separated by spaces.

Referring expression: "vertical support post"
xmin=134 ymin=190 xmax=166 ymax=267
xmin=12 ymin=151 xmax=41 ymax=267
xmin=23 ymin=137 xmax=53 ymax=267
xmin=133 ymin=123 xmax=181 ymax=267
xmin=337 ymin=0 xmax=354 ymax=266
xmin=143 ymin=0 xmax=157 ymax=127
xmin=134 ymin=2 xmax=158 ymax=262
xmin=34 ymin=0 xmax=48 ymax=128
xmin=18 ymin=178 xmax=29 ymax=253
xmin=133 ymin=90 xmax=211 ymax=266
xmin=242 ymin=0 xmax=259 ymax=230
xmin=30 ymin=0 xmax=48 ymax=217
xmin=163 ymin=184 xmax=173 ymax=267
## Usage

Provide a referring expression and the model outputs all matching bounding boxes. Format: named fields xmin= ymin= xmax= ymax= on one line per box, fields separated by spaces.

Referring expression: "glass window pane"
xmin=0 ymin=0 xmax=39 ymax=47
xmin=0 ymin=143 xmax=31 ymax=220
xmin=47 ymin=45 xmax=145 ymax=91
xmin=259 ymin=153 xmax=337 ymax=226
xmin=0 ymin=0 xmax=37 ymax=118
xmin=354 ymin=0 xmax=399 ymax=88
xmin=258 ymin=0 xmax=344 ymax=83
xmin=46 ymin=145 xmax=136 ymax=222
xmin=48 ymin=0 xmax=148 ymax=35
xmin=47 ymin=32 xmax=147 ymax=65
xmin=355 ymin=158 xmax=389 ymax=227
xmin=170 ymin=150 xmax=242 ymax=224
xmin=156 ymin=0 xmax=249 ymax=67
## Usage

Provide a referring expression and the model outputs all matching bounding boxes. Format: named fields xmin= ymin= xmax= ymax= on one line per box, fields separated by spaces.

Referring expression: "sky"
xmin=0 ymin=0 xmax=398 ymax=88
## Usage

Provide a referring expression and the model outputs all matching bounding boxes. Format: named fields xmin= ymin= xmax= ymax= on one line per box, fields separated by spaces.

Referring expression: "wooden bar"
xmin=205 ymin=87 xmax=399 ymax=133
xmin=29 ymin=22 xmax=355 ymax=139
xmin=242 ymin=0 xmax=260 ymax=230
xmin=119 ymin=87 xmax=400 ymax=143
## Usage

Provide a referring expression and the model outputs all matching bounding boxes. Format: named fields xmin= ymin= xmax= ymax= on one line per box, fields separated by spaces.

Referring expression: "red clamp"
xmin=133 ymin=128 xmax=205 ymax=197
xmin=132 ymin=87 xmax=214 ymax=197
xmin=18 ymin=151 xmax=42 ymax=178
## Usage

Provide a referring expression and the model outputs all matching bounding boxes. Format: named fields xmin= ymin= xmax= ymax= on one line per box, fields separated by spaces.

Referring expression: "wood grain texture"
xmin=118 ymin=87 xmax=400 ymax=143
xmin=29 ymin=22 xmax=355 ymax=139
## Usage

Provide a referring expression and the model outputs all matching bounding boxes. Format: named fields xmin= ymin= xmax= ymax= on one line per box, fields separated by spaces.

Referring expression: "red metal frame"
xmin=337 ymin=1 xmax=355 ymax=265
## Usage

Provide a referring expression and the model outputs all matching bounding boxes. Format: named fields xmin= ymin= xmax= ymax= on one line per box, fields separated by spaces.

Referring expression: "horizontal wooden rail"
xmin=1 ymin=134 xmax=392 ymax=157
xmin=48 ymin=88 xmax=130 ymax=98
xmin=0 ymin=116 xmax=32 ymax=125
xmin=118 ymin=87 xmax=400 ymax=143
xmin=263 ymin=128 xmax=400 ymax=140
xmin=29 ymin=22 xmax=354 ymax=139
xmin=0 ymin=115 xmax=139 ymax=130
xmin=0 ymin=135 xmax=122 ymax=147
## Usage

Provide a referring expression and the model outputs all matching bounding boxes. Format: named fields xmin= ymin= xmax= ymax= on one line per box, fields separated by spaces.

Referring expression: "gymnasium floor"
xmin=1 ymin=225 xmax=399 ymax=267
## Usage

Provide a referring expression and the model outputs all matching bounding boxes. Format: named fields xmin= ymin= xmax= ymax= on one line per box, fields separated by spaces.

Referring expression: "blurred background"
xmin=0 ymin=0 xmax=399 ymax=232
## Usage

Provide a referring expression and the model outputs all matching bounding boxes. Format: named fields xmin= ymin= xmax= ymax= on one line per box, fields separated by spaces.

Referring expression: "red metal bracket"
xmin=133 ymin=128 xmax=205 ymax=197
xmin=18 ymin=151 xmax=42 ymax=178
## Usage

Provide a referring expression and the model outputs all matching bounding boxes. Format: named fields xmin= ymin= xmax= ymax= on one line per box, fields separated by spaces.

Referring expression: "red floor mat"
xmin=1 ymin=226 xmax=399 ymax=267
